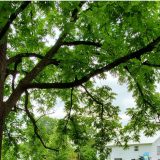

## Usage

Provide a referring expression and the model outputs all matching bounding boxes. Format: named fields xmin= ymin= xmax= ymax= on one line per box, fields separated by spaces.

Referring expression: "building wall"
xmin=109 ymin=144 xmax=152 ymax=160
xmin=151 ymin=137 xmax=160 ymax=160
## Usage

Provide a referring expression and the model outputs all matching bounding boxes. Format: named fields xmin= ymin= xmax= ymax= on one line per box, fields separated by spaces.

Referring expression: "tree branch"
xmin=81 ymin=85 xmax=103 ymax=106
xmin=125 ymin=66 xmax=156 ymax=116
xmin=63 ymin=88 xmax=74 ymax=132
xmin=0 ymin=1 xmax=30 ymax=40
xmin=11 ymin=61 xmax=19 ymax=112
xmin=25 ymin=36 xmax=160 ymax=90
xmin=71 ymin=1 xmax=85 ymax=22
xmin=7 ymin=53 xmax=59 ymax=66
xmin=8 ymin=53 xmax=43 ymax=64
xmin=142 ymin=61 xmax=160 ymax=68
xmin=24 ymin=90 xmax=59 ymax=152
xmin=5 ymin=2 xmax=84 ymax=113
xmin=125 ymin=66 xmax=160 ymax=124
xmin=6 ymin=69 xmax=28 ymax=80
xmin=62 ymin=41 xmax=101 ymax=47
xmin=36 ymin=111 xmax=55 ymax=123
xmin=11 ymin=61 xmax=19 ymax=91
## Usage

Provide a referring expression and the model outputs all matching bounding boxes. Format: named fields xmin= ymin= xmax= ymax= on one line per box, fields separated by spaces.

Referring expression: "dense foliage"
xmin=1 ymin=1 xmax=160 ymax=160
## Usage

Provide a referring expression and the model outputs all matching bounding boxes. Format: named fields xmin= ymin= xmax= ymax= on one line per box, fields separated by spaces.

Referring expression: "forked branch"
xmin=6 ymin=2 xmax=86 ymax=113
xmin=24 ymin=90 xmax=59 ymax=152
xmin=25 ymin=36 xmax=160 ymax=90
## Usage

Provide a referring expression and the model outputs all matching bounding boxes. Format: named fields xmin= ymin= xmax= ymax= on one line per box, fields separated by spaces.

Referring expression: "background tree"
xmin=1 ymin=1 xmax=160 ymax=160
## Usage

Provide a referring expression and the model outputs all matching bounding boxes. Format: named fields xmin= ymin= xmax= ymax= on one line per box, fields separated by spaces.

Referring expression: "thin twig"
xmin=81 ymin=85 xmax=103 ymax=106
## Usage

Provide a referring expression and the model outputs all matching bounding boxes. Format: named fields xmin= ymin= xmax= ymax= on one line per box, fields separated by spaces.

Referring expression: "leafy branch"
xmin=24 ymin=90 xmax=59 ymax=152
xmin=5 ymin=2 xmax=85 ymax=114
xmin=7 ymin=53 xmax=59 ymax=66
xmin=24 ymin=36 xmax=160 ymax=90
xmin=142 ymin=61 xmax=160 ymax=68
xmin=125 ymin=66 xmax=154 ymax=109
xmin=63 ymin=88 xmax=74 ymax=132
xmin=0 ymin=1 xmax=30 ymax=40
xmin=7 ymin=39 xmax=101 ymax=65
xmin=81 ymin=85 xmax=103 ymax=106
xmin=62 ymin=41 xmax=101 ymax=47
xmin=124 ymin=66 xmax=159 ymax=123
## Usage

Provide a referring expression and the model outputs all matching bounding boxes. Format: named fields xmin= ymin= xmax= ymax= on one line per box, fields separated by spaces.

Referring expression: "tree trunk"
xmin=0 ymin=125 xmax=3 ymax=160
xmin=0 ymin=126 xmax=3 ymax=160
xmin=0 ymin=33 xmax=7 ymax=160
xmin=0 ymin=106 xmax=5 ymax=160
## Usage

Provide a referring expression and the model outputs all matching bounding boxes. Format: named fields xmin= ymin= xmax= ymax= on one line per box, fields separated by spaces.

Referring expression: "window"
xmin=134 ymin=146 xmax=139 ymax=151
xmin=157 ymin=146 xmax=160 ymax=155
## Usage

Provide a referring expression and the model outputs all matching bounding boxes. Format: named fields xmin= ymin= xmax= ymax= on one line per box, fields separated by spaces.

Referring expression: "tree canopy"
xmin=1 ymin=1 xmax=160 ymax=160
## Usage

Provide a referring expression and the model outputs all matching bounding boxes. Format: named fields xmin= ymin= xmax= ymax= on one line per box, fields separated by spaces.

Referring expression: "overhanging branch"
xmin=81 ymin=85 xmax=103 ymax=106
xmin=62 ymin=41 xmax=101 ymax=47
xmin=125 ymin=66 xmax=160 ymax=124
xmin=7 ymin=53 xmax=59 ymax=66
xmin=6 ymin=2 xmax=85 ymax=112
xmin=71 ymin=1 xmax=85 ymax=22
xmin=6 ymin=69 xmax=28 ymax=79
xmin=63 ymin=88 xmax=74 ymax=132
xmin=25 ymin=36 xmax=160 ymax=90
xmin=142 ymin=61 xmax=160 ymax=68
xmin=24 ymin=90 xmax=59 ymax=152
xmin=8 ymin=53 xmax=44 ymax=64
xmin=125 ymin=66 xmax=156 ymax=114
xmin=0 ymin=1 xmax=30 ymax=40
xmin=25 ymin=78 xmax=89 ymax=89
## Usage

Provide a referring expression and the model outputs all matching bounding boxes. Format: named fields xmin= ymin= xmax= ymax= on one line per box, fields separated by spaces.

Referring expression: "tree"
xmin=1 ymin=1 xmax=160 ymax=159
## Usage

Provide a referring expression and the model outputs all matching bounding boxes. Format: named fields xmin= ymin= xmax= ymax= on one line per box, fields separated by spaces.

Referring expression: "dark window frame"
xmin=134 ymin=146 xmax=139 ymax=151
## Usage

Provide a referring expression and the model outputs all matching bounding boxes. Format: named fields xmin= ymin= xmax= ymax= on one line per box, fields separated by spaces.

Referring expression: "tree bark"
xmin=0 ymin=123 xmax=3 ymax=160
xmin=0 ymin=33 xmax=7 ymax=160
xmin=0 ymin=105 xmax=5 ymax=160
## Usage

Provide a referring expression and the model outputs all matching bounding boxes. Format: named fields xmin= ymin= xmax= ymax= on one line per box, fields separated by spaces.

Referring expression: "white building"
xmin=108 ymin=133 xmax=160 ymax=160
